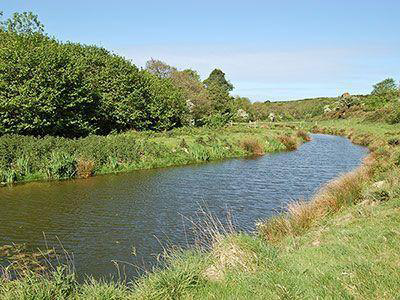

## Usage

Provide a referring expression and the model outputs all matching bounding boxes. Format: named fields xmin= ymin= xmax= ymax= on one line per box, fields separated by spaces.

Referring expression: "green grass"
xmin=0 ymin=124 xmax=304 ymax=185
xmin=130 ymin=119 xmax=400 ymax=299
xmin=3 ymin=192 xmax=399 ymax=299
xmin=2 ymin=119 xmax=400 ymax=299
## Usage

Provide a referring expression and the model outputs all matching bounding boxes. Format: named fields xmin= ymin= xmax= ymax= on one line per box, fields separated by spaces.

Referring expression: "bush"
xmin=76 ymin=159 xmax=95 ymax=178
xmin=0 ymin=31 xmax=188 ymax=137
xmin=386 ymin=104 xmax=400 ymax=124
xmin=45 ymin=152 xmax=77 ymax=180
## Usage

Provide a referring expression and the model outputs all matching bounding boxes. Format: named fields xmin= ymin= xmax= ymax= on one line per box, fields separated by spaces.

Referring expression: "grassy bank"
xmin=2 ymin=119 xmax=400 ymax=299
xmin=0 ymin=124 xmax=305 ymax=185
xmin=130 ymin=120 xmax=400 ymax=299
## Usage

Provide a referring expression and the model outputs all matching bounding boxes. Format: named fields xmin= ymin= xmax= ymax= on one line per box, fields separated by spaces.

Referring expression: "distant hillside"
xmin=259 ymin=97 xmax=338 ymax=120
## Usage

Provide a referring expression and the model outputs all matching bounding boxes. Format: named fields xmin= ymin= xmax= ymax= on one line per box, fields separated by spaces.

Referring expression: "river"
xmin=0 ymin=134 xmax=368 ymax=280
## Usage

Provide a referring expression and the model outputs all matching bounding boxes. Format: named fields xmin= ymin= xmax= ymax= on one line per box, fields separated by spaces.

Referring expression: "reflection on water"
xmin=0 ymin=134 xmax=368 ymax=280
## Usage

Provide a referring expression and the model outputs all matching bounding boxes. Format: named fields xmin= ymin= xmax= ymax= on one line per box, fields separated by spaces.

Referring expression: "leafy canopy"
xmin=203 ymin=69 xmax=234 ymax=92
xmin=145 ymin=58 xmax=177 ymax=79
xmin=0 ymin=13 xmax=188 ymax=137
xmin=372 ymin=78 xmax=398 ymax=95
xmin=0 ymin=11 xmax=44 ymax=34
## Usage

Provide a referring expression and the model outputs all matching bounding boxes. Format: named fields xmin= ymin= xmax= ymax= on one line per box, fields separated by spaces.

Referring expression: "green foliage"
xmin=233 ymin=96 xmax=255 ymax=121
xmin=0 ymin=11 xmax=44 ymax=34
xmin=371 ymin=78 xmax=398 ymax=95
xmin=0 ymin=31 xmax=188 ymax=136
xmin=362 ymin=94 xmax=390 ymax=109
xmin=0 ymin=12 xmax=238 ymax=135
xmin=0 ymin=125 xmax=302 ymax=184
xmin=200 ymin=111 xmax=234 ymax=127
xmin=254 ymin=97 xmax=337 ymax=121
xmin=207 ymin=83 xmax=234 ymax=114
xmin=52 ymin=266 xmax=78 ymax=298
xmin=145 ymin=58 xmax=177 ymax=79
xmin=0 ymin=133 xmax=149 ymax=183
xmin=181 ymin=69 xmax=201 ymax=82
xmin=45 ymin=152 xmax=77 ymax=180
xmin=203 ymin=69 xmax=234 ymax=92
xmin=386 ymin=103 xmax=400 ymax=124
xmin=170 ymin=68 xmax=212 ymax=124
xmin=338 ymin=95 xmax=360 ymax=109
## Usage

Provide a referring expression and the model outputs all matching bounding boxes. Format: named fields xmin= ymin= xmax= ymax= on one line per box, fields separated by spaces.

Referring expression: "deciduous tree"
xmin=145 ymin=58 xmax=176 ymax=79
xmin=1 ymin=11 xmax=44 ymax=34
xmin=372 ymin=78 xmax=398 ymax=95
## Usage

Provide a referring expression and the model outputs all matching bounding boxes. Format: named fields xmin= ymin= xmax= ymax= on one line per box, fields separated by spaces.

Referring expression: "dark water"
xmin=0 ymin=134 xmax=368 ymax=280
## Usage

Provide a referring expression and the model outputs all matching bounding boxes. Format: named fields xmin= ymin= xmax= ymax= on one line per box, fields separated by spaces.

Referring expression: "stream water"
xmin=0 ymin=134 xmax=368 ymax=280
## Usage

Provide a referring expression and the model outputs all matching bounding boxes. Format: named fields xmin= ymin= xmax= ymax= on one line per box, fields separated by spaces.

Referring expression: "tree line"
xmin=0 ymin=12 xmax=239 ymax=138
xmin=1 ymin=12 xmax=399 ymax=138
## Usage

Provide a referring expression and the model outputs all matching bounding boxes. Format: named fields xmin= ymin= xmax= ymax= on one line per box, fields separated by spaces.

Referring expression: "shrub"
xmin=386 ymin=105 xmax=400 ymax=124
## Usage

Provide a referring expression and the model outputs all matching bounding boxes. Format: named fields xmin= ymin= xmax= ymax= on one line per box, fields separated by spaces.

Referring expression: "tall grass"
xmin=296 ymin=130 xmax=311 ymax=142
xmin=278 ymin=135 xmax=299 ymax=151
xmin=239 ymin=139 xmax=264 ymax=156
xmin=257 ymin=166 xmax=369 ymax=243
xmin=0 ymin=125 xmax=304 ymax=185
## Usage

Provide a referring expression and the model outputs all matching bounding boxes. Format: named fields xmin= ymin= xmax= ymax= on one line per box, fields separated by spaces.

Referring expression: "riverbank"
xmin=131 ymin=120 xmax=400 ymax=299
xmin=1 ymin=120 xmax=400 ymax=299
xmin=0 ymin=124 xmax=306 ymax=186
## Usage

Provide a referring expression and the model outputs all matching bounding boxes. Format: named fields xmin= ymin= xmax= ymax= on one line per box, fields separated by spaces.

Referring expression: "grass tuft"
xmin=240 ymin=138 xmax=264 ymax=156
xmin=258 ymin=165 xmax=369 ymax=243
xmin=278 ymin=135 xmax=298 ymax=151
xmin=296 ymin=130 xmax=311 ymax=142
xmin=76 ymin=159 xmax=95 ymax=179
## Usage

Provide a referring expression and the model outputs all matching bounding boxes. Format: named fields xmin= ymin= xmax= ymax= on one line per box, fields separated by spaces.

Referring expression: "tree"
xmin=181 ymin=69 xmax=201 ymax=82
xmin=372 ymin=78 xmax=398 ymax=95
xmin=233 ymin=96 xmax=255 ymax=121
xmin=170 ymin=69 xmax=212 ymax=123
xmin=252 ymin=102 xmax=270 ymax=120
xmin=201 ymin=69 xmax=235 ymax=125
xmin=1 ymin=11 xmax=44 ymax=34
xmin=203 ymin=69 xmax=234 ymax=92
xmin=145 ymin=58 xmax=176 ymax=79
xmin=0 ymin=29 xmax=188 ymax=136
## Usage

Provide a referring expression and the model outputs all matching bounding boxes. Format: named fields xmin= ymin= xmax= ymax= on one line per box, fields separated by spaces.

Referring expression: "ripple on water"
xmin=0 ymin=134 xmax=368 ymax=280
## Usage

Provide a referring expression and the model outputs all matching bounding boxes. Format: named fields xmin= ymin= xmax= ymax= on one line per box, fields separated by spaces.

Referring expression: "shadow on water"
xmin=0 ymin=134 xmax=368 ymax=280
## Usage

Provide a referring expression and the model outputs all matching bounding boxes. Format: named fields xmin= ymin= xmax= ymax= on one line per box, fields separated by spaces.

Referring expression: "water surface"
xmin=0 ymin=134 xmax=368 ymax=279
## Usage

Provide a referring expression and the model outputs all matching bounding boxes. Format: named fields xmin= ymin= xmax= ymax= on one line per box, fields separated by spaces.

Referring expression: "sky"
xmin=1 ymin=0 xmax=399 ymax=101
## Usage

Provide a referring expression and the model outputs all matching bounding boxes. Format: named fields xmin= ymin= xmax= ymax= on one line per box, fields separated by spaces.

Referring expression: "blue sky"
xmin=2 ymin=0 xmax=399 ymax=101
